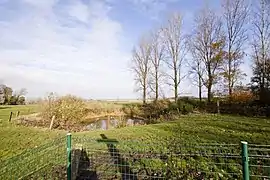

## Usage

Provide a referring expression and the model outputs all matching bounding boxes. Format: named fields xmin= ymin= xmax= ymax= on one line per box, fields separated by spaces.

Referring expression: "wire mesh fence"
xmin=0 ymin=136 xmax=66 ymax=180
xmin=249 ymin=144 xmax=270 ymax=179
xmin=71 ymin=134 xmax=270 ymax=180
xmin=1 ymin=134 xmax=270 ymax=179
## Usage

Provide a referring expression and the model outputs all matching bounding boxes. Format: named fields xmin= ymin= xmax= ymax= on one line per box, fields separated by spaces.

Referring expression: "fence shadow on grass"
xmin=97 ymin=134 xmax=138 ymax=180
xmin=75 ymin=149 xmax=98 ymax=180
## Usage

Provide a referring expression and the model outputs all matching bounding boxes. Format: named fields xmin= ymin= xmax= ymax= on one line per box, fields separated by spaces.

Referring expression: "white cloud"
xmin=0 ymin=0 xmax=134 ymax=99
xmin=67 ymin=1 xmax=89 ymax=23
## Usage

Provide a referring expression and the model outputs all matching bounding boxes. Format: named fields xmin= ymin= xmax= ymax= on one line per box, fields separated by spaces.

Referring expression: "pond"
xmin=83 ymin=117 xmax=145 ymax=131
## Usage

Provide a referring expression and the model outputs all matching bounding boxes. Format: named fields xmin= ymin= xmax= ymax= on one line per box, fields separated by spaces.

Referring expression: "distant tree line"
xmin=0 ymin=84 xmax=27 ymax=105
xmin=131 ymin=0 xmax=270 ymax=106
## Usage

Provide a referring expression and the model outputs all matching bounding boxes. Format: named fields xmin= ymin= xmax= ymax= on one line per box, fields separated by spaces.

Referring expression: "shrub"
xmin=142 ymin=99 xmax=171 ymax=120
xmin=176 ymin=100 xmax=194 ymax=114
xmin=40 ymin=95 xmax=87 ymax=126
xmin=122 ymin=103 xmax=142 ymax=118
xmin=230 ymin=90 xmax=254 ymax=103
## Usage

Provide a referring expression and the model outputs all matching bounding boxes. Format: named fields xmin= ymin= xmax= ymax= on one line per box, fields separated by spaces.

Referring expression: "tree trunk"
xmin=198 ymin=76 xmax=202 ymax=102
xmin=143 ymin=77 xmax=146 ymax=104
xmin=207 ymin=64 xmax=212 ymax=103
xmin=207 ymin=85 xmax=212 ymax=103
xmin=155 ymin=70 xmax=158 ymax=101
xmin=228 ymin=45 xmax=232 ymax=98
xmin=143 ymin=86 xmax=146 ymax=104
xmin=174 ymin=84 xmax=178 ymax=102
xmin=174 ymin=63 xmax=178 ymax=102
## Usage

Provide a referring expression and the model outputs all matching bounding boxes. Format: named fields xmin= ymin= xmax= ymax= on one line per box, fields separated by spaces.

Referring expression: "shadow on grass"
xmin=97 ymin=134 xmax=138 ymax=180
xmin=76 ymin=149 xmax=98 ymax=180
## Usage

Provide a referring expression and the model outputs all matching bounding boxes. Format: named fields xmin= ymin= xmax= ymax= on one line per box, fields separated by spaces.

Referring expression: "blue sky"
xmin=0 ymin=0 xmax=251 ymax=99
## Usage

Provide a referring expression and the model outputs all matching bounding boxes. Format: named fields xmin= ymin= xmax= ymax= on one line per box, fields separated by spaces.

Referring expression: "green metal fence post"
xmin=241 ymin=141 xmax=249 ymax=180
xmin=67 ymin=133 xmax=72 ymax=180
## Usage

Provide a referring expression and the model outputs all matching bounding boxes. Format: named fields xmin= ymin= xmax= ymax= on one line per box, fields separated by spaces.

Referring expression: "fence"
xmin=1 ymin=134 xmax=270 ymax=180
xmin=0 ymin=137 xmax=66 ymax=179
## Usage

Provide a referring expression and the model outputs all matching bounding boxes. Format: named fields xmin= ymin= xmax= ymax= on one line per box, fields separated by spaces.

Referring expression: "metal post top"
xmin=67 ymin=133 xmax=72 ymax=136
xmin=241 ymin=141 xmax=248 ymax=144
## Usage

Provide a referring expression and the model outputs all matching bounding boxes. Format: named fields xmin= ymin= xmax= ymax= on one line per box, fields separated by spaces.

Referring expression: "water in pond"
xmin=84 ymin=118 xmax=145 ymax=131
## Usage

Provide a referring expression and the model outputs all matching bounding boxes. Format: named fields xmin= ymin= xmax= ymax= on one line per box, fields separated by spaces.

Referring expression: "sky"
xmin=0 ymin=0 xmax=252 ymax=99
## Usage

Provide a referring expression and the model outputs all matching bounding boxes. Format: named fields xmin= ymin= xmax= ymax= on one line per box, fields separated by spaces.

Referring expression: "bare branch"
xmin=221 ymin=0 xmax=249 ymax=96
xmin=131 ymin=36 xmax=152 ymax=104
xmin=162 ymin=12 xmax=187 ymax=102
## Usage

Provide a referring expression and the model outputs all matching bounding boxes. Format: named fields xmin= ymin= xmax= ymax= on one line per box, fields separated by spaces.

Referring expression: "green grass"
xmin=75 ymin=114 xmax=270 ymax=145
xmin=1 ymin=105 xmax=270 ymax=159
xmin=0 ymin=105 xmax=64 ymax=159
xmin=1 ymin=105 xmax=270 ymax=179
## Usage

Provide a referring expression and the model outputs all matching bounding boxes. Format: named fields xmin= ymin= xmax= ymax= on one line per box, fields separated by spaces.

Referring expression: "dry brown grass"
xmin=84 ymin=101 xmax=124 ymax=118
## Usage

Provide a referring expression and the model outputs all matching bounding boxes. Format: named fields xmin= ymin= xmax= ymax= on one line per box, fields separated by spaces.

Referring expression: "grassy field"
xmin=1 ymin=105 xmax=270 ymax=179
xmin=1 ymin=105 xmax=270 ymax=159
xmin=0 ymin=105 xmax=65 ymax=159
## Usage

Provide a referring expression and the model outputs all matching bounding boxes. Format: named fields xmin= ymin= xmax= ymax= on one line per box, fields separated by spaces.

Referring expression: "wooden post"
xmin=49 ymin=115 xmax=55 ymax=130
xmin=217 ymin=100 xmax=220 ymax=114
xmin=9 ymin=112 xmax=13 ymax=122
xmin=106 ymin=115 xmax=110 ymax=130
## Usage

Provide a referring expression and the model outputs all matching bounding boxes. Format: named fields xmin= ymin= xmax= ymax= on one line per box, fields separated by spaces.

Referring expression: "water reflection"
xmin=84 ymin=117 xmax=144 ymax=131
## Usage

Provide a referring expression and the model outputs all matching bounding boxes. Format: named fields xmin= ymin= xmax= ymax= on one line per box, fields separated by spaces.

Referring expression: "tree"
xmin=162 ymin=13 xmax=187 ymax=102
xmin=188 ymin=35 xmax=204 ymax=102
xmin=131 ymin=36 xmax=152 ymax=104
xmin=149 ymin=29 xmax=165 ymax=101
xmin=17 ymin=96 xmax=26 ymax=105
xmin=13 ymin=88 xmax=27 ymax=105
xmin=191 ymin=7 xmax=225 ymax=102
xmin=0 ymin=85 xmax=5 ymax=104
xmin=221 ymin=0 xmax=249 ymax=97
xmin=250 ymin=0 xmax=270 ymax=104
xmin=3 ymin=86 xmax=13 ymax=104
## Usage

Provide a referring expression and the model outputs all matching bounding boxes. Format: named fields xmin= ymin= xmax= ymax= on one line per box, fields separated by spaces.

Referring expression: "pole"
xmin=241 ymin=141 xmax=249 ymax=180
xmin=67 ymin=133 xmax=72 ymax=180
xmin=9 ymin=112 xmax=13 ymax=122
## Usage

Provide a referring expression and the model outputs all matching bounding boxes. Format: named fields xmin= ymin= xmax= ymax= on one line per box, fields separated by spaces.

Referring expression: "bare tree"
xmin=187 ymin=37 xmax=204 ymax=101
xmin=221 ymin=0 xmax=249 ymax=97
xmin=250 ymin=0 xmax=270 ymax=102
xmin=131 ymin=36 xmax=152 ymax=104
xmin=191 ymin=7 xmax=225 ymax=102
xmin=149 ymin=29 xmax=165 ymax=101
xmin=162 ymin=13 xmax=187 ymax=102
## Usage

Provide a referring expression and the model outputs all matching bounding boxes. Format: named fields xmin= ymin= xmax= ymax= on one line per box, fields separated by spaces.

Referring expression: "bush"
xmin=40 ymin=95 xmax=87 ymax=126
xmin=122 ymin=103 xmax=142 ymax=118
xmin=142 ymin=99 xmax=171 ymax=120
xmin=230 ymin=90 xmax=254 ymax=103
xmin=176 ymin=99 xmax=194 ymax=114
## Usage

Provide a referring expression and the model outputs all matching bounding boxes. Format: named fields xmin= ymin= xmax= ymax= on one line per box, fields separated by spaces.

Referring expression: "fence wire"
xmin=249 ymin=144 xmax=270 ymax=179
xmin=0 ymin=137 xmax=66 ymax=180
xmin=1 ymin=135 xmax=270 ymax=179
xmin=72 ymin=136 xmax=244 ymax=180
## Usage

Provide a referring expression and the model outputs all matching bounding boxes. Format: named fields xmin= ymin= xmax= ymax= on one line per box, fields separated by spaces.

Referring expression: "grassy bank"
xmin=1 ymin=105 xmax=270 ymax=159
xmin=76 ymin=114 xmax=270 ymax=144
xmin=0 ymin=105 xmax=64 ymax=159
